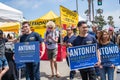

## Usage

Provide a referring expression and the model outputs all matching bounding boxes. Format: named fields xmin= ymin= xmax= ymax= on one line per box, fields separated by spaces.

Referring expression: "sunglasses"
xmin=48 ymin=27 xmax=53 ymax=29
xmin=22 ymin=26 xmax=29 ymax=28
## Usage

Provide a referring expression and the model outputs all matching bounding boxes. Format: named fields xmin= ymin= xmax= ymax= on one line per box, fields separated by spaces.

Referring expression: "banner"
xmin=99 ymin=44 xmax=120 ymax=66
xmin=29 ymin=18 xmax=60 ymax=38
xmin=67 ymin=44 xmax=98 ymax=70
xmin=15 ymin=41 xmax=40 ymax=63
xmin=29 ymin=18 xmax=60 ymax=28
xmin=60 ymin=5 xmax=78 ymax=28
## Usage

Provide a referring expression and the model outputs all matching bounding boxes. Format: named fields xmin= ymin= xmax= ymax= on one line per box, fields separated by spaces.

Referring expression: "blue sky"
xmin=0 ymin=0 xmax=120 ymax=27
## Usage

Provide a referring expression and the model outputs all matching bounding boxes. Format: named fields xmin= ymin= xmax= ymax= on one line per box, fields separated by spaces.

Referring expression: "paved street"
xmin=21 ymin=60 xmax=120 ymax=80
xmin=40 ymin=60 xmax=81 ymax=80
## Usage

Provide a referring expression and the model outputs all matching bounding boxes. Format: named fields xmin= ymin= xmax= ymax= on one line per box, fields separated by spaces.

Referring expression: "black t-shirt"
xmin=20 ymin=32 xmax=43 ymax=43
xmin=63 ymin=35 xmax=76 ymax=46
xmin=73 ymin=34 xmax=97 ymax=46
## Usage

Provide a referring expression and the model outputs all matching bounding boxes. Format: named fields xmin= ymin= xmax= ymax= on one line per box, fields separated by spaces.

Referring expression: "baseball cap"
xmin=0 ymin=30 xmax=3 ymax=35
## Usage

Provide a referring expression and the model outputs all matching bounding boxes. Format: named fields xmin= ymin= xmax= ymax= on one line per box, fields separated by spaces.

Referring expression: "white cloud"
xmin=103 ymin=10 xmax=120 ymax=27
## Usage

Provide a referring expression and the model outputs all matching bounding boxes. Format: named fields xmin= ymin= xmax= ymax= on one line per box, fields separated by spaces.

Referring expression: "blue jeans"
xmin=70 ymin=70 xmax=76 ymax=79
xmin=25 ymin=62 xmax=40 ymax=80
xmin=66 ymin=57 xmax=76 ymax=79
xmin=100 ymin=66 xmax=114 ymax=80
xmin=95 ymin=67 xmax=100 ymax=76
xmin=0 ymin=56 xmax=8 ymax=69
xmin=79 ymin=68 xmax=97 ymax=80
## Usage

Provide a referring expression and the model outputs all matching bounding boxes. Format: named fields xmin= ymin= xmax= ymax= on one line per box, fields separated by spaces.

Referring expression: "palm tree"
xmin=107 ymin=16 xmax=114 ymax=27
xmin=91 ymin=0 xmax=94 ymax=21
xmin=84 ymin=9 xmax=89 ymax=15
xmin=76 ymin=0 xmax=78 ymax=13
xmin=108 ymin=16 xmax=113 ymax=20
xmin=95 ymin=15 xmax=107 ymax=30
xmin=84 ymin=9 xmax=89 ymax=20
xmin=88 ymin=0 xmax=91 ymax=21
xmin=83 ymin=0 xmax=95 ymax=21
xmin=87 ymin=0 xmax=95 ymax=21
xmin=97 ymin=8 xmax=103 ymax=16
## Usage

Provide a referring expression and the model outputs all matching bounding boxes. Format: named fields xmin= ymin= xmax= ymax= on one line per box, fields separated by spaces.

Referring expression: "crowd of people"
xmin=0 ymin=20 xmax=120 ymax=80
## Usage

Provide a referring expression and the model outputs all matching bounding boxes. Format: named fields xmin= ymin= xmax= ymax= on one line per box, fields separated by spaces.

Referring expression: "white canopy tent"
xmin=0 ymin=2 xmax=23 ymax=22
xmin=0 ymin=2 xmax=24 ymax=34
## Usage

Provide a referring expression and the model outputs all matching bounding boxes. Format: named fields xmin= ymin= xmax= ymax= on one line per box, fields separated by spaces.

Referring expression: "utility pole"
xmin=76 ymin=0 xmax=78 ymax=13
xmin=92 ymin=0 xmax=94 ymax=21
xmin=88 ymin=0 xmax=91 ymax=21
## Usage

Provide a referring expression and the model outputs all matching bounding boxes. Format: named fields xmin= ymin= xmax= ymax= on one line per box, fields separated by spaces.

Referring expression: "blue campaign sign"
xmin=15 ymin=41 xmax=40 ymax=63
xmin=99 ymin=44 xmax=120 ymax=66
xmin=67 ymin=44 xmax=98 ymax=70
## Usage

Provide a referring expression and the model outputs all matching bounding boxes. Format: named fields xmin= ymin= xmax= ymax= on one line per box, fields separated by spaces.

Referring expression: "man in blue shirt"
xmin=20 ymin=21 xmax=45 ymax=80
xmin=63 ymin=27 xmax=76 ymax=79
xmin=72 ymin=21 xmax=101 ymax=80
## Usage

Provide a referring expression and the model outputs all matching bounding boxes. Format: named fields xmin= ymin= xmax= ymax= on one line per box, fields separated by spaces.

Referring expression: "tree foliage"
xmin=94 ymin=15 xmax=107 ymax=30
xmin=107 ymin=16 xmax=114 ymax=27
xmin=97 ymin=8 xmax=103 ymax=15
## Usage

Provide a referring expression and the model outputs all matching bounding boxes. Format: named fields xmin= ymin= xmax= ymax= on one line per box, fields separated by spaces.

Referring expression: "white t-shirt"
xmin=5 ymin=41 xmax=14 ymax=52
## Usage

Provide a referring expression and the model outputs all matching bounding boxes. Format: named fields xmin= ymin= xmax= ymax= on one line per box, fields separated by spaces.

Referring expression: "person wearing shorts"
xmin=44 ymin=21 xmax=60 ymax=78
xmin=0 ymin=30 xmax=9 ymax=80
xmin=47 ymin=48 xmax=57 ymax=60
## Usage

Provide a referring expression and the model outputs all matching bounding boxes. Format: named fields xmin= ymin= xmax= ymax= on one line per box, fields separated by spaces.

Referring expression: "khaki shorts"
xmin=47 ymin=48 xmax=58 ymax=60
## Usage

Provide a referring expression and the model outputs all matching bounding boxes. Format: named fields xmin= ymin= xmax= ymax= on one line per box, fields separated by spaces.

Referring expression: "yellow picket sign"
xmin=60 ymin=5 xmax=79 ymax=28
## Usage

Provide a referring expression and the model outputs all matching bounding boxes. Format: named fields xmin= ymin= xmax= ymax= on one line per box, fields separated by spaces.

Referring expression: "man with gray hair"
xmin=44 ymin=21 xmax=60 ymax=78
xmin=89 ymin=24 xmax=98 ymax=38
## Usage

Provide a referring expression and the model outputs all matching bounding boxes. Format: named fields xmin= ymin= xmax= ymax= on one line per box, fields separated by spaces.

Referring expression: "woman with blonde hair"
xmin=98 ymin=30 xmax=115 ymax=80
